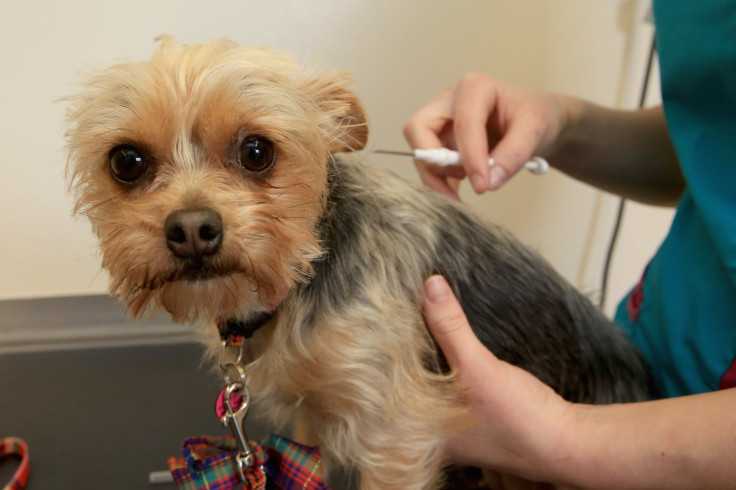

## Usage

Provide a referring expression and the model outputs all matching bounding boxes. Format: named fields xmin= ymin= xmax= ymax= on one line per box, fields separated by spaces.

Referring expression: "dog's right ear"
xmin=302 ymin=73 xmax=369 ymax=153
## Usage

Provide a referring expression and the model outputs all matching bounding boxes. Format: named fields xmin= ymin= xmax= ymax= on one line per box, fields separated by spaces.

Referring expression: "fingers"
xmin=404 ymin=88 xmax=463 ymax=200
xmin=454 ymin=75 xmax=549 ymax=191
xmin=487 ymin=112 xmax=545 ymax=189
xmin=403 ymin=86 xmax=454 ymax=150
xmin=451 ymin=74 xmax=495 ymax=193
xmin=405 ymin=76 xmax=497 ymax=195
xmin=422 ymin=275 xmax=487 ymax=369
xmin=405 ymin=74 xmax=559 ymax=195
xmin=417 ymin=165 xmax=463 ymax=201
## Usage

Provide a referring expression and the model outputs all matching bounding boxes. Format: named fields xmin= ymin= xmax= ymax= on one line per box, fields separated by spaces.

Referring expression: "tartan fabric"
xmin=168 ymin=435 xmax=328 ymax=490
xmin=1 ymin=437 xmax=30 ymax=490
xmin=168 ymin=436 xmax=267 ymax=490
xmin=261 ymin=435 xmax=327 ymax=490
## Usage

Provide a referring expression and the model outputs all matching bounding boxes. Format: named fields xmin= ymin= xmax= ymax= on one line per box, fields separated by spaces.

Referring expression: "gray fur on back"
xmin=299 ymin=157 xmax=655 ymax=404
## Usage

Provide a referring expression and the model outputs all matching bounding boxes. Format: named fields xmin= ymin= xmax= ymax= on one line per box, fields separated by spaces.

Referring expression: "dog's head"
xmin=65 ymin=36 xmax=368 ymax=322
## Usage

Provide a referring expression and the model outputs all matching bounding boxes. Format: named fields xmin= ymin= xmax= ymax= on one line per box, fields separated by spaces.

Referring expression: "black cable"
xmin=598 ymin=33 xmax=657 ymax=311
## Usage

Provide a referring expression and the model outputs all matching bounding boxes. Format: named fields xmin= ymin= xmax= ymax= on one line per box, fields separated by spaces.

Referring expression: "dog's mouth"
xmin=169 ymin=258 xmax=236 ymax=282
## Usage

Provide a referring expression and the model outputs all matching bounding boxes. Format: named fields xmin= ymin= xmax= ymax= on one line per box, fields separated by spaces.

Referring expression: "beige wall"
xmin=0 ymin=0 xmax=672 ymax=318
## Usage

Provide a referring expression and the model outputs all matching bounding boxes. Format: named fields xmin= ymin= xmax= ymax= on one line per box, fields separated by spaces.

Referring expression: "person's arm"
xmin=422 ymin=275 xmax=736 ymax=489
xmin=549 ymin=98 xmax=684 ymax=206
xmin=404 ymin=74 xmax=685 ymax=205
xmin=562 ymin=388 xmax=736 ymax=489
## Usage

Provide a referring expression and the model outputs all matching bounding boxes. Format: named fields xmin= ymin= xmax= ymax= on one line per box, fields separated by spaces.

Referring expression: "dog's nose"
xmin=164 ymin=207 xmax=223 ymax=258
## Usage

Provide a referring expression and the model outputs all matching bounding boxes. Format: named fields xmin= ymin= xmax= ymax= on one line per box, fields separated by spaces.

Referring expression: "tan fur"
xmin=66 ymin=37 xmax=465 ymax=489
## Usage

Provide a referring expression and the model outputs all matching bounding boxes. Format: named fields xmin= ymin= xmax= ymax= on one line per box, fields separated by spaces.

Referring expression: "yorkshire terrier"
xmin=65 ymin=37 xmax=654 ymax=489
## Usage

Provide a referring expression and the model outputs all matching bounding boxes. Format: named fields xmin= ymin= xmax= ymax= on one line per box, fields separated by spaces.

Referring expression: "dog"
xmin=64 ymin=36 xmax=654 ymax=489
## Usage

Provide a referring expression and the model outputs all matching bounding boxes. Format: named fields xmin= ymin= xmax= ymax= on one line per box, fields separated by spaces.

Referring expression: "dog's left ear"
xmin=303 ymin=74 xmax=368 ymax=153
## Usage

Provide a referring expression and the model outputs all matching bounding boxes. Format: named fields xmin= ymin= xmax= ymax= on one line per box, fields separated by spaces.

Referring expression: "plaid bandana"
xmin=167 ymin=434 xmax=328 ymax=490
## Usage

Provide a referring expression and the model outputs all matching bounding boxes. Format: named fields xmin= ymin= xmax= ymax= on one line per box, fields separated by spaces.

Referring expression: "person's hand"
xmin=423 ymin=275 xmax=736 ymax=488
xmin=404 ymin=74 xmax=569 ymax=199
xmin=422 ymin=275 xmax=574 ymax=481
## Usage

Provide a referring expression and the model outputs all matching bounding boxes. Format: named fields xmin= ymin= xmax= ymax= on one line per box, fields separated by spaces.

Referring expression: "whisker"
xmin=79 ymin=191 xmax=128 ymax=216
xmin=246 ymin=233 xmax=278 ymax=242
xmin=242 ymin=252 xmax=260 ymax=294
xmin=282 ymin=200 xmax=322 ymax=210
xmin=77 ymin=211 xmax=108 ymax=223
xmin=273 ymin=215 xmax=310 ymax=224
xmin=225 ymin=275 xmax=240 ymax=307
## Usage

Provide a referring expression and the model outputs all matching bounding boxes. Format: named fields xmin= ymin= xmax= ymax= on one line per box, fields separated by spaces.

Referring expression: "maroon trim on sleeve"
xmin=720 ymin=355 xmax=736 ymax=390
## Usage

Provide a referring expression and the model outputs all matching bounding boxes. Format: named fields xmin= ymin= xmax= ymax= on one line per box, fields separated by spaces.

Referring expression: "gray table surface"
xmin=1 ymin=342 xmax=354 ymax=489
xmin=1 ymin=342 xmax=225 ymax=488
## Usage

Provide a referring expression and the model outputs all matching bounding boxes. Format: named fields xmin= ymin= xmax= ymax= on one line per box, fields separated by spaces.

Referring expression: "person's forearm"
xmin=548 ymin=97 xmax=684 ymax=206
xmin=551 ymin=389 xmax=736 ymax=489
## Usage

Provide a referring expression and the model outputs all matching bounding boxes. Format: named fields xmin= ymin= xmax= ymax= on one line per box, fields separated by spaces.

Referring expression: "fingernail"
xmin=425 ymin=276 xmax=451 ymax=304
xmin=489 ymin=166 xmax=508 ymax=190
xmin=470 ymin=173 xmax=486 ymax=193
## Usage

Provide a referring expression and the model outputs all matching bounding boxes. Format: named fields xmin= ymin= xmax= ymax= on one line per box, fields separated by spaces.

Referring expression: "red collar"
xmin=216 ymin=310 xmax=276 ymax=346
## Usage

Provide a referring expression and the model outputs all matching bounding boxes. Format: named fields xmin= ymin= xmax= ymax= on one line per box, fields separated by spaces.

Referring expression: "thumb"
xmin=422 ymin=275 xmax=486 ymax=369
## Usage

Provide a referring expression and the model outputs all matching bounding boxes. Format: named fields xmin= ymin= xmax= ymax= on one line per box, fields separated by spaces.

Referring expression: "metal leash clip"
xmin=220 ymin=362 xmax=257 ymax=482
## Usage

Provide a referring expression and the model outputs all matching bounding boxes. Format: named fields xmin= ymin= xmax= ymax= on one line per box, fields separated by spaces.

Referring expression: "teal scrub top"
xmin=614 ymin=0 xmax=736 ymax=397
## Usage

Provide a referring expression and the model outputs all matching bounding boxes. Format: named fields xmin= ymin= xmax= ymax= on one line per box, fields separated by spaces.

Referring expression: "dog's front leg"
xmin=291 ymin=370 xmax=451 ymax=489
xmin=356 ymin=420 xmax=447 ymax=490
xmin=347 ymin=381 xmax=452 ymax=489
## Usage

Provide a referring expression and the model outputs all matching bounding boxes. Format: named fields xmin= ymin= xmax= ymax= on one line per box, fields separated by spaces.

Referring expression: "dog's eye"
xmin=238 ymin=136 xmax=275 ymax=173
xmin=109 ymin=145 xmax=147 ymax=184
